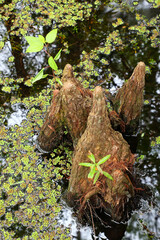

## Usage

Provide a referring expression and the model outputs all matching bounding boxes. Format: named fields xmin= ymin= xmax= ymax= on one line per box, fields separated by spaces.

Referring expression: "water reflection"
xmin=0 ymin=23 xmax=11 ymax=75
xmin=7 ymin=103 xmax=27 ymax=126
xmin=58 ymin=201 xmax=94 ymax=240
xmin=124 ymin=204 xmax=160 ymax=239
xmin=58 ymin=200 xmax=127 ymax=240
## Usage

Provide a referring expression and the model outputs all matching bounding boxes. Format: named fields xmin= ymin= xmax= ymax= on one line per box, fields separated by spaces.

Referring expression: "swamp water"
xmin=0 ymin=1 xmax=160 ymax=239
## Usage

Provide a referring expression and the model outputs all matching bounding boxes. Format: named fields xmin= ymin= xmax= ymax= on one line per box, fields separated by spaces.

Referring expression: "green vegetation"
xmin=0 ymin=91 xmax=72 ymax=239
xmin=79 ymin=152 xmax=113 ymax=184
xmin=151 ymin=136 xmax=160 ymax=147
xmin=0 ymin=0 xmax=160 ymax=239
xmin=25 ymin=28 xmax=63 ymax=85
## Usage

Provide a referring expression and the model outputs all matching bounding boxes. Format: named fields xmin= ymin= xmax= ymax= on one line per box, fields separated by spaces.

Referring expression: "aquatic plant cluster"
xmin=0 ymin=0 xmax=160 ymax=239
xmin=0 ymin=89 xmax=72 ymax=239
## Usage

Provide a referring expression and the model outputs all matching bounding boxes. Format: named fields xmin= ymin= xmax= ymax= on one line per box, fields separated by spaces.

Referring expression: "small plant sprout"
xmin=25 ymin=28 xmax=63 ymax=85
xmin=79 ymin=152 xmax=113 ymax=184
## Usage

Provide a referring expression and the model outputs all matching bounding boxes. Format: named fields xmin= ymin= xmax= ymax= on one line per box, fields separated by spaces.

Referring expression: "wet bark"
xmin=38 ymin=62 xmax=145 ymax=221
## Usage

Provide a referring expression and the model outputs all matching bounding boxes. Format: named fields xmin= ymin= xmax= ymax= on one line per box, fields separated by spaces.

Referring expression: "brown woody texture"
xmin=38 ymin=62 xmax=145 ymax=221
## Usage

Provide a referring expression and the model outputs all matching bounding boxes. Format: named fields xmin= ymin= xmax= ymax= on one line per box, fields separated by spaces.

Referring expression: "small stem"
xmin=44 ymin=66 xmax=50 ymax=70
xmin=44 ymin=48 xmax=50 ymax=57
xmin=43 ymin=43 xmax=51 ymax=57
xmin=52 ymin=69 xmax=55 ymax=77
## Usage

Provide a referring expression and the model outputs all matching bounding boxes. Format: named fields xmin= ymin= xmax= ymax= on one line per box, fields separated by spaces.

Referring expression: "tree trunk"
xmin=37 ymin=62 xmax=145 ymax=221
xmin=68 ymin=86 xmax=135 ymax=221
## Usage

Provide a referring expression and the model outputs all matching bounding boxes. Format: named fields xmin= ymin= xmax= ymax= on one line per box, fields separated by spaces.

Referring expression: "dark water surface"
xmin=0 ymin=1 xmax=160 ymax=240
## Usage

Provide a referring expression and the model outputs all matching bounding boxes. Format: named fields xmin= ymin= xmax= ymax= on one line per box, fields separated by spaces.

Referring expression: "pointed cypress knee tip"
xmin=62 ymin=64 xmax=74 ymax=82
xmin=138 ymin=61 xmax=145 ymax=67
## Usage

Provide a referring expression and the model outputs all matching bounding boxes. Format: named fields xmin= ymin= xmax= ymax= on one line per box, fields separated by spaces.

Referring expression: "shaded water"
xmin=0 ymin=1 xmax=160 ymax=239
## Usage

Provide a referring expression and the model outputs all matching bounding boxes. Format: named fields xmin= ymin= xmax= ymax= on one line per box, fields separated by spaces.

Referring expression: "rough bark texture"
xmin=60 ymin=64 xmax=93 ymax=146
xmin=38 ymin=64 xmax=92 ymax=151
xmin=37 ymin=89 xmax=64 ymax=152
xmin=38 ymin=62 xmax=145 ymax=221
xmin=114 ymin=62 xmax=145 ymax=133
xmin=68 ymin=86 xmax=135 ymax=221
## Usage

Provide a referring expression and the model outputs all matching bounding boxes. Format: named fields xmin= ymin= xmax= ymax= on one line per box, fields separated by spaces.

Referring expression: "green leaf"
xmin=48 ymin=56 xmax=58 ymax=70
xmin=31 ymin=231 xmax=39 ymax=240
xmin=24 ymin=79 xmax=32 ymax=87
xmin=103 ymin=171 xmax=113 ymax=180
xmin=41 ymin=74 xmax=48 ymax=79
xmin=6 ymin=212 xmax=12 ymax=221
xmin=56 ymin=78 xmax=63 ymax=86
xmin=46 ymin=29 xmax=57 ymax=43
xmin=93 ymin=171 xmax=100 ymax=184
xmin=38 ymin=35 xmax=45 ymax=43
xmin=112 ymin=18 xmax=124 ymax=28
xmin=97 ymin=165 xmax=103 ymax=174
xmin=97 ymin=155 xmax=111 ymax=165
xmin=2 ymin=86 xmax=12 ymax=93
xmin=88 ymin=166 xmax=96 ymax=179
xmin=79 ymin=162 xmax=93 ymax=167
xmin=8 ymin=56 xmax=14 ymax=62
xmin=0 ymin=200 xmax=5 ymax=217
xmin=0 ymin=41 xmax=4 ymax=50
xmin=25 ymin=36 xmax=44 ymax=52
xmin=54 ymin=49 xmax=62 ymax=61
xmin=32 ymin=68 xmax=44 ymax=83
xmin=88 ymin=153 xmax=95 ymax=163
xmin=133 ymin=1 xmax=139 ymax=6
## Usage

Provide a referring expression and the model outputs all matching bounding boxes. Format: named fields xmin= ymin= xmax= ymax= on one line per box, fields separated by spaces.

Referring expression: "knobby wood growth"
xmin=38 ymin=62 xmax=145 ymax=221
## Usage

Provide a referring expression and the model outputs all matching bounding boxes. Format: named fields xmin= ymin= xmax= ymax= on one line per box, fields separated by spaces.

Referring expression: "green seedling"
xmin=25 ymin=28 xmax=63 ymax=85
xmin=79 ymin=152 xmax=113 ymax=184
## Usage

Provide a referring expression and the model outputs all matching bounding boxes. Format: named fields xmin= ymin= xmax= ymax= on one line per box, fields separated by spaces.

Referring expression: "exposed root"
xmin=79 ymin=188 xmax=100 ymax=214
xmin=88 ymin=201 xmax=96 ymax=240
